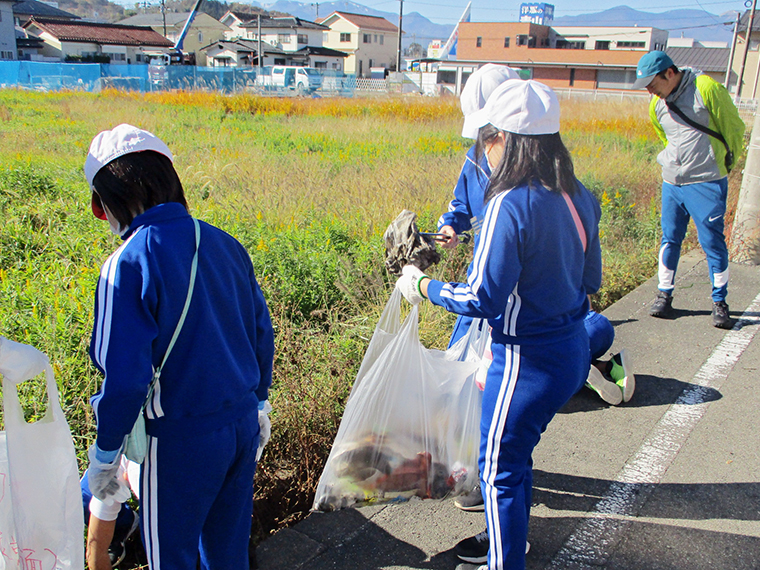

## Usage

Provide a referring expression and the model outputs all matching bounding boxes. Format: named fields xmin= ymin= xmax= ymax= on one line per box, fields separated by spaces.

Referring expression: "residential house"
xmin=13 ymin=0 xmax=79 ymax=26
xmin=666 ymin=46 xmax=732 ymax=88
xmin=0 ymin=0 xmax=15 ymax=60
xmin=237 ymin=16 xmax=327 ymax=53
xmin=219 ymin=10 xmax=262 ymax=40
xmin=293 ymin=45 xmax=346 ymax=71
xmin=202 ymin=38 xmax=289 ymax=67
xmin=23 ymin=17 xmax=174 ymax=64
xmin=449 ymin=21 xmax=668 ymax=90
xmin=319 ymin=11 xmax=398 ymax=76
xmin=118 ymin=12 xmax=229 ymax=66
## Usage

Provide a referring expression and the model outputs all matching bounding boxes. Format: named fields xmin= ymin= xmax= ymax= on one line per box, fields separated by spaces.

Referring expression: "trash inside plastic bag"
xmin=313 ymin=289 xmax=488 ymax=511
xmin=383 ymin=210 xmax=441 ymax=276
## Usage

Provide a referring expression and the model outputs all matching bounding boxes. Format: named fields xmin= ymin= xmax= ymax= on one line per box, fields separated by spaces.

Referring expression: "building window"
xmin=363 ymin=33 xmax=371 ymax=43
xmin=504 ymin=36 xmax=510 ymax=48
xmin=556 ymin=40 xmax=585 ymax=49
xmin=136 ymin=53 xmax=143 ymax=62
xmin=340 ymin=32 xmax=351 ymax=42
xmin=198 ymin=31 xmax=203 ymax=43
xmin=333 ymin=62 xmax=340 ymax=69
xmin=374 ymin=34 xmax=378 ymax=42
xmin=541 ymin=37 xmax=549 ymax=46
xmin=297 ymin=34 xmax=308 ymax=44
xmin=274 ymin=58 xmax=286 ymax=64
xmin=379 ymin=35 xmax=384 ymax=45
xmin=323 ymin=31 xmax=329 ymax=43
xmin=617 ymin=41 xmax=645 ymax=48
xmin=516 ymin=34 xmax=536 ymax=47
xmin=278 ymin=33 xmax=291 ymax=44
xmin=595 ymin=40 xmax=610 ymax=50
xmin=0 ymin=51 xmax=13 ymax=60
xmin=476 ymin=36 xmax=482 ymax=47
xmin=314 ymin=61 xmax=326 ymax=68
xmin=569 ymin=68 xmax=575 ymax=86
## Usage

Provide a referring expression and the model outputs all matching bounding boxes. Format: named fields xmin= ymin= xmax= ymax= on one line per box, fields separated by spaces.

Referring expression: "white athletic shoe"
xmin=585 ymin=365 xmax=623 ymax=405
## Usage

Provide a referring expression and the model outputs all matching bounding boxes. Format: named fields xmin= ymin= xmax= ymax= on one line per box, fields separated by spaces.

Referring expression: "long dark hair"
xmin=475 ymin=124 xmax=578 ymax=204
xmin=92 ymin=150 xmax=187 ymax=228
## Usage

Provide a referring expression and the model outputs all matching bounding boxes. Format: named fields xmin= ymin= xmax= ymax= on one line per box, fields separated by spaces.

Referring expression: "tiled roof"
xmin=320 ymin=11 xmax=398 ymax=33
xmin=13 ymin=0 xmax=78 ymax=20
xmin=201 ymin=39 xmax=286 ymax=54
xmin=24 ymin=17 xmax=174 ymax=46
xmin=666 ymin=46 xmax=730 ymax=73
xmin=240 ymin=16 xmax=327 ymax=30
xmin=295 ymin=45 xmax=347 ymax=57
xmin=118 ymin=12 xmax=228 ymax=29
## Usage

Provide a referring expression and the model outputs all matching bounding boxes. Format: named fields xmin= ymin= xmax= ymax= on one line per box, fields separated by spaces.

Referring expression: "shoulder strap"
xmin=147 ymin=217 xmax=201 ymax=398
xmin=665 ymin=100 xmax=730 ymax=151
xmin=561 ymin=191 xmax=587 ymax=253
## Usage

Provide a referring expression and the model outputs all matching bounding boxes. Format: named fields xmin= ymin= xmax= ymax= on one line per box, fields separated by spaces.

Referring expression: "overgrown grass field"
xmin=0 ymin=89 xmax=744 ymax=560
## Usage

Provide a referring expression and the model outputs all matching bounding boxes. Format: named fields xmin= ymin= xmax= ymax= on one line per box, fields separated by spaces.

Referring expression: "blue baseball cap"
xmin=633 ymin=51 xmax=674 ymax=89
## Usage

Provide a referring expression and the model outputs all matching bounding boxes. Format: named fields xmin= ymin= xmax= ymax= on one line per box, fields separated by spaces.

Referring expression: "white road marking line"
xmin=547 ymin=291 xmax=760 ymax=569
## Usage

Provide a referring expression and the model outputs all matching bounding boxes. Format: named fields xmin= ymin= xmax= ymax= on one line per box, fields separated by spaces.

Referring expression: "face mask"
xmin=104 ymin=206 xmax=128 ymax=237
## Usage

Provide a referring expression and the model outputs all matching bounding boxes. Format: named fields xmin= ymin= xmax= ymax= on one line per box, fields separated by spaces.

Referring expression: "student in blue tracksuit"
xmin=397 ymin=80 xmax=601 ymax=570
xmin=83 ymin=124 xmax=275 ymax=570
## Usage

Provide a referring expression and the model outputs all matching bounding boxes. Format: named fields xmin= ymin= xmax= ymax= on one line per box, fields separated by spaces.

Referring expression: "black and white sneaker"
xmin=455 ymin=529 xmax=489 ymax=564
xmin=712 ymin=301 xmax=732 ymax=329
xmin=109 ymin=510 xmax=140 ymax=568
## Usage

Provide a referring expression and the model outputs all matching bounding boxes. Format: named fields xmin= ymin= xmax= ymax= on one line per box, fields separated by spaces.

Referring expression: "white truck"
xmin=256 ymin=66 xmax=323 ymax=94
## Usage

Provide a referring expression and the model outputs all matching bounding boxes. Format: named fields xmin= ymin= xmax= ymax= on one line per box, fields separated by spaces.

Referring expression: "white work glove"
xmin=256 ymin=400 xmax=272 ymax=463
xmin=0 ymin=336 xmax=49 ymax=383
xmin=395 ymin=264 xmax=429 ymax=305
xmin=87 ymin=444 xmax=131 ymax=505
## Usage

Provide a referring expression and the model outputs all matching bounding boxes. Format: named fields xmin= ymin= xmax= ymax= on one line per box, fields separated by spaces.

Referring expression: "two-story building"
xmin=319 ymin=11 xmax=398 ymax=76
xmin=202 ymin=39 xmax=291 ymax=67
xmin=443 ymin=21 xmax=668 ymax=91
xmin=118 ymin=12 xmax=229 ymax=66
xmin=22 ymin=17 xmax=174 ymax=64
xmin=0 ymin=0 xmax=16 ymax=60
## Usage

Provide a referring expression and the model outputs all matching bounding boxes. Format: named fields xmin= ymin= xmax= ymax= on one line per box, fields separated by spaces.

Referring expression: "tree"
xmin=407 ymin=42 xmax=424 ymax=59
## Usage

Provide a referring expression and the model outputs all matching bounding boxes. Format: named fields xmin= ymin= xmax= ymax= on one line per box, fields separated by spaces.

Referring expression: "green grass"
xmin=0 ymin=89 xmax=737 ymax=556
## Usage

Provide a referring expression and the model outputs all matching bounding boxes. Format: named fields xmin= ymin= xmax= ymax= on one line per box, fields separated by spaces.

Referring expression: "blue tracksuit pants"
xmin=140 ymin=409 xmax=259 ymax=570
xmin=480 ymin=330 xmax=588 ymax=570
xmin=659 ymin=178 xmax=729 ymax=302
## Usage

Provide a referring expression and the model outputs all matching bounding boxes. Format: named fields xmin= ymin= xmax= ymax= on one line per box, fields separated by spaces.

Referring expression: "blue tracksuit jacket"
xmin=90 ymin=203 xmax=274 ymax=452
xmin=437 ymin=145 xmax=491 ymax=246
xmin=427 ymin=180 xmax=602 ymax=344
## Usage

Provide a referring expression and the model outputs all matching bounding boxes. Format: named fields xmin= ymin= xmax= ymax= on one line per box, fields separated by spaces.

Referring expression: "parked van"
xmin=257 ymin=66 xmax=323 ymax=93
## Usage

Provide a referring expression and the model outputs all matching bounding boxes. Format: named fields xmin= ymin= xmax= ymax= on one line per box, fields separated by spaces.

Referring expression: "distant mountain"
xmin=229 ymin=2 xmax=739 ymax=50
xmin=245 ymin=0 xmax=455 ymax=47
xmin=550 ymin=6 xmax=738 ymax=44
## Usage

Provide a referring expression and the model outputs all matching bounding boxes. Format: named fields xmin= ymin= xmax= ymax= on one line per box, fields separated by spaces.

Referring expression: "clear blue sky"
xmin=355 ymin=0 xmax=751 ymax=26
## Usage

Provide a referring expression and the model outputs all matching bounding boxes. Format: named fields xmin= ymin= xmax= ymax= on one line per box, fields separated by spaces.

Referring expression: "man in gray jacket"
xmin=633 ymin=50 xmax=745 ymax=328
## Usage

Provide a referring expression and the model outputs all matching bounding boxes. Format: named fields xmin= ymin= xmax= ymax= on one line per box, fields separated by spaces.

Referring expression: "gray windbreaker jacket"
xmin=650 ymin=68 xmax=745 ymax=186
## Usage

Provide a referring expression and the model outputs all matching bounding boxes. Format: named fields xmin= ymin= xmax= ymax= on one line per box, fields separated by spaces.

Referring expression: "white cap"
xmin=84 ymin=124 xmax=173 ymax=188
xmin=460 ymin=64 xmax=521 ymax=139
xmin=468 ymin=79 xmax=560 ymax=136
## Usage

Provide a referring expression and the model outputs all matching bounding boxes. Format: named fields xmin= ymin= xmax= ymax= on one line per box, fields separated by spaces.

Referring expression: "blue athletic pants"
xmin=480 ymin=330 xmax=588 ymax=570
xmin=140 ymin=409 xmax=259 ymax=570
xmin=659 ymin=178 xmax=729 ymax=302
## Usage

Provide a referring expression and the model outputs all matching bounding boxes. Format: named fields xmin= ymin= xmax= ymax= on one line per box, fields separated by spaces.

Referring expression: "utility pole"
xmin=396 ymin=0 xmax=403 ymax=72
xmin=311 ymin=2 xmax=319 ymax=19
xmin=258 ymin=14 xmax=262 ymax=72
xmin=736 ymin=0 xmax=757 ymax=100
xmin=726 ymin=12 xmax=739 ymax=90
xmin=730 ymin=109 xmax=760 ymax=264
xmin=161 ymin=0 xmax=167 ymax=38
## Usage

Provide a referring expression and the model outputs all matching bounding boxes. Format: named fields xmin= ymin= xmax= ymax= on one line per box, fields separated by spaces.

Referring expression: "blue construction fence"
xmin=0 ymin=61 xmax=359 ymax=95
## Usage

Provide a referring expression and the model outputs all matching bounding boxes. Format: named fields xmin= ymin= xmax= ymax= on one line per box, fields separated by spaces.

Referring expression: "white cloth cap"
xmin=460 ymin=64 xmax=521 ymax=139
xmin=468 ymin=79 xmax=560 ymax=136
xmin=84 ymin=124 xmax=173 ymax=188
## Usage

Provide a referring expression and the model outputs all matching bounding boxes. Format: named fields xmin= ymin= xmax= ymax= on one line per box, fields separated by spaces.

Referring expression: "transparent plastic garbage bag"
xmin=313 ymin=289 xmax=489 ymax=511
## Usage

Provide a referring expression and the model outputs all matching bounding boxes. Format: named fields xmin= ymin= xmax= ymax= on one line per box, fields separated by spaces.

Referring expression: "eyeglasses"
xmin=91 ymin=191 xmax=108 ymax=221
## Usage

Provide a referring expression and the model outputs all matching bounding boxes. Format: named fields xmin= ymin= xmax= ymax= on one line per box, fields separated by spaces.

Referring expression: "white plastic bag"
xmin=2 ymin=361 xmax=84 ymax=570
xmin=313 ymin=291 xmax=485 ymax=511
xmin=447 ymin=318 xmax=493 ymax=390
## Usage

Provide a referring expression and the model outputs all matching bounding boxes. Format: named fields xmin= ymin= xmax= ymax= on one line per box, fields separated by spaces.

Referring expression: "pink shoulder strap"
xmin=561 ymin=191 xmax=587 ymax=252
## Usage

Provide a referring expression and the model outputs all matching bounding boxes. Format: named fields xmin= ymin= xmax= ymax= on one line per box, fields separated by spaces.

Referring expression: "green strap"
xmin=146 ymin=217 xmax=201 ymax=402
